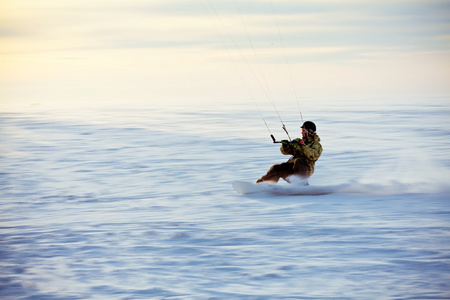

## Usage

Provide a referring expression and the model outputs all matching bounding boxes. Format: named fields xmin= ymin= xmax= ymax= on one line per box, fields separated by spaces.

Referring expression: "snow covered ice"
xmin=1 ymin=97 xmax=450 ymax=299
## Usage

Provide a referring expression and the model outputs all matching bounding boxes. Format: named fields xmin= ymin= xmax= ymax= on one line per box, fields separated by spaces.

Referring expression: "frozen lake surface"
xmin=1 ymin=97 xmax=450 ymax=299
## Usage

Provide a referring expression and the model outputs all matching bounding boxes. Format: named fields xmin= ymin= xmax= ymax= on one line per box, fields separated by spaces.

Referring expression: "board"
xmin=232 ymin=181 xmax=336 ymax=196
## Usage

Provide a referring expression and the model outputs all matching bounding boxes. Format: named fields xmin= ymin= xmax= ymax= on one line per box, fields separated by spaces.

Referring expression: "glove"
xmin=291 ymin=138 xmax=303 ymax=145
xmin=281 ymin=140 xmax=290 ymax=145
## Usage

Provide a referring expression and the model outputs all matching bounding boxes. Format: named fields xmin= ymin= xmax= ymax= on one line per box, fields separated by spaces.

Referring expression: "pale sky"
xmin=1 ymin=0 xmax=449 ymax=107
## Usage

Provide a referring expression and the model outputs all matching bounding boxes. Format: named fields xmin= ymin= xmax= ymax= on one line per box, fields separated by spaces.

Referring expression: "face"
xmin=302 ymin=128 xmax=309 ymax=138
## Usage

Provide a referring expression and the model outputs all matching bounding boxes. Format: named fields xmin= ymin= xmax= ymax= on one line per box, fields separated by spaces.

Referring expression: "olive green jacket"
xmin=280 ymin=134 xmax=322 ymax=174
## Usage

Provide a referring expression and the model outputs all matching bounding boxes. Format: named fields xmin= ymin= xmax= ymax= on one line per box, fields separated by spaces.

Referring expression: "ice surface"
xmin=1 ymin=97 xmax=450 ymax=299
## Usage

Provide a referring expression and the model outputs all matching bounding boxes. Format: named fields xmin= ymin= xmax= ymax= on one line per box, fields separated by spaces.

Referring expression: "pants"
xmin=257 ymin=158 xmax=312 ymax=183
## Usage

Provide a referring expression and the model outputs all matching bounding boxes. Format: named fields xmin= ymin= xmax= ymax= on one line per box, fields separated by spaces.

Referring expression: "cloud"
xmin=1 ymin=0 xmax=449 ymax=102
xmin=2 ymin=0 xmax=449 ymax=56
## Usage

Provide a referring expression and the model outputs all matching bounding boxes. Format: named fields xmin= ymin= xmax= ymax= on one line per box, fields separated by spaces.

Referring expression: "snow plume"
xmin=335 ymin=181 xmax=431 ymax=195
xmin=344 ymin=149 xmax=450 ymax=195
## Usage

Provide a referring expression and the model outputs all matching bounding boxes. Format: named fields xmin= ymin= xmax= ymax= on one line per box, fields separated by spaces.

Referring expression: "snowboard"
xmin=232 ymin=181 xmax=335 ymax=196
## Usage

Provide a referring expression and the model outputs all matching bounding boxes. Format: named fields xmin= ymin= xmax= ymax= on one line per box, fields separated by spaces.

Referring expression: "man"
xmin=257 ymin=121 xmax=322 ymax=184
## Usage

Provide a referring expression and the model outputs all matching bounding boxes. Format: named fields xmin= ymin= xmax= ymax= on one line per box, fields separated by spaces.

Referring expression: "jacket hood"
xmin=306 ymin=133 xmax=320 ymax=143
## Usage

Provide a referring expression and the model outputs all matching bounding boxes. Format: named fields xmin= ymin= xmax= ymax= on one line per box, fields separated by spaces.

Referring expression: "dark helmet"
xmin=301 ymin=121 xmax=316 ymax=133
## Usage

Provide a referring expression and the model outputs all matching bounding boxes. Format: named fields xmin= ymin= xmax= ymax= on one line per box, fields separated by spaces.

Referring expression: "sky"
xmin=1 ymin=0 xmax=450 ymax=108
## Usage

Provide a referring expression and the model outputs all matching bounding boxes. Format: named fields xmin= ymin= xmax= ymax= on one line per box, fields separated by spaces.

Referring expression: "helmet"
xmin=301 ymin=121 xmax=316 ymax=133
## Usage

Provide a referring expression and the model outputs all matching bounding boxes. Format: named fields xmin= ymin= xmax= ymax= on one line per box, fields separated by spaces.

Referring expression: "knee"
xmin=267 ymin=165 xmax=291 ymax=177
xmin=269 ymin=164 xmax=284 ymax=172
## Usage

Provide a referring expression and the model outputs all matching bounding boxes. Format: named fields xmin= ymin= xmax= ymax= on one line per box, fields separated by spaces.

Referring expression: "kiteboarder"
xmin=257 ymin=121 xmax=322 ymax=184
